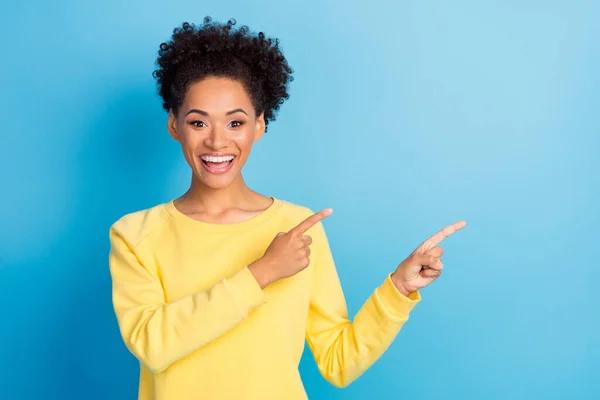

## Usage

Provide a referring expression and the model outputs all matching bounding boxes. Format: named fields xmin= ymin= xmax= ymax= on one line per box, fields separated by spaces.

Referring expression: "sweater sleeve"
xmin=305 ymin=222 xmax=420 ymax=388
xmin=108 ymin=226 xmax=266 ymax=374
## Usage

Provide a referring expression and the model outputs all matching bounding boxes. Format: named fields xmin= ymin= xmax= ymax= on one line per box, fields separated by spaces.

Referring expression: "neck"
xmin=179 ymin=173 xmax=257 ymax=212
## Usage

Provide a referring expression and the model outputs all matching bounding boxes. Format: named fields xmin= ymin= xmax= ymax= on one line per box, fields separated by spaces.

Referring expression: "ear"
xmin=167 ymin=109 xmax=180 ymax=142
xmin=253 ymin=113 xmax=266 ymax=143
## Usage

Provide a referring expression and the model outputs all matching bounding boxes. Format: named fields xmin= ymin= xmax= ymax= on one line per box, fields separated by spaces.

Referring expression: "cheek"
xmin=178 ymin=129 xmax=201 ymax=150
xmin=233 ymin=128 xmax=256 ymax=151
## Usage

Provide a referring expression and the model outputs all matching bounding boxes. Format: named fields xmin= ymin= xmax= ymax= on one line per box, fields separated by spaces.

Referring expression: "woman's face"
xmin=167 ymin=77 xmax=265 ymax=190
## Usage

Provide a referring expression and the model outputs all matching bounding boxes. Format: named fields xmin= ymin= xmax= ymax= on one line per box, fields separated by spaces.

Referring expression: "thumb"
xmin=412 ymin=254 xmax=439 ymax=269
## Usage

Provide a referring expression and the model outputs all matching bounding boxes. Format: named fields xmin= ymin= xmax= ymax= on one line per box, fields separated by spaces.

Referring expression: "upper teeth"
xmin=201 ymin=155 xmax=235 ymax=162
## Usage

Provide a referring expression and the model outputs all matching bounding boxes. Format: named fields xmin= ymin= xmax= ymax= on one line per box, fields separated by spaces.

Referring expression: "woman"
xmin=109 ymin=17 xmax=466 ymax=400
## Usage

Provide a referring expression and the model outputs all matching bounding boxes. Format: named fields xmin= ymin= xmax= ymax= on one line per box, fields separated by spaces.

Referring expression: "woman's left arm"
xmin=305 ymin=219 xmax=465 ymax=388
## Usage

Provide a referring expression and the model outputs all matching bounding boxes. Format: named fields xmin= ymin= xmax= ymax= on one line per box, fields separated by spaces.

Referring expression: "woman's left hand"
xmin=391 ymin=220 xmax=467 ymax=296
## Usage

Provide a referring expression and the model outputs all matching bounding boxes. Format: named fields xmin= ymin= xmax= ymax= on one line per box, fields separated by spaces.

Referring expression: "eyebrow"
xmin=185 ymin=108 xmax=248 ymax=117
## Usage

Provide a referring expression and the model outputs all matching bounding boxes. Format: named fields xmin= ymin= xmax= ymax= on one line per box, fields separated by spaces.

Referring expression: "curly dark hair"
xmin=153 ymin=17 xmax=293 ymax=131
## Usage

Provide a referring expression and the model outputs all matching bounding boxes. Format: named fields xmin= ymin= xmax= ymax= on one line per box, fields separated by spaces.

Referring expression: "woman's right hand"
xmin=248 ymin=208 xmax=333 ymax=288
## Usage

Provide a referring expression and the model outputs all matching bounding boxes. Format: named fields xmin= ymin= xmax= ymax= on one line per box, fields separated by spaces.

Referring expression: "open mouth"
xmin=199 ymin=155 xmax=236 ymax=174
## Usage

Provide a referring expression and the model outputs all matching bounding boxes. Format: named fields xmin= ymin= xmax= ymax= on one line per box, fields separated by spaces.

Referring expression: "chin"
xmin=200 ymin=177 xmax=237 ymax=190
xmin=193 ymin=167 xmax=240 ymax=190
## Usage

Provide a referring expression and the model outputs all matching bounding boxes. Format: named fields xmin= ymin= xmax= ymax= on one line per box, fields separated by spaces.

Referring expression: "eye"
xmin=189 ymin=120 xmax=207 ymax=128
xmin=229 ymin=120 xmax=245 ymax=128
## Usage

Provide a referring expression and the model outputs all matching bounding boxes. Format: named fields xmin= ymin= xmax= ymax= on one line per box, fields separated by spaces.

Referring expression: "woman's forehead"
xmin=183 ymin=77 xmax=254 ymax=113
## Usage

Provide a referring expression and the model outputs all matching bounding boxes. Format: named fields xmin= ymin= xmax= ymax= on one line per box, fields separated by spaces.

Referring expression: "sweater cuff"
xmin=225 ymin=266 xmax=267 ymax=317
xmin=375 ymin=274 xmax=421 ymax=320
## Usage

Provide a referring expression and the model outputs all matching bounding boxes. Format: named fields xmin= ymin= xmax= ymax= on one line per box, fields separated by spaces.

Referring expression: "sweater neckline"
xmin=163 ymin=197 xmax=283 ymax=232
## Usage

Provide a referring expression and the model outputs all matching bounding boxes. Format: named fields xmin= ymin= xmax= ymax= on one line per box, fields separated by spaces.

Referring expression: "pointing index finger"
xmin=418 ymin=220 xmax=467 ymax=253
xmin=289 ymin=208 xmax=333 ymax=236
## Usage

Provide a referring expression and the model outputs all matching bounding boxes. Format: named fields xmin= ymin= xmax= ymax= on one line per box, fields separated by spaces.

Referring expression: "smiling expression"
xmin=167 ymin=77 xmax=266 ymax=189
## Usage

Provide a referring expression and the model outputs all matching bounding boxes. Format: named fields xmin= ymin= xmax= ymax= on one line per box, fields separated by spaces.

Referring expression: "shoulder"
xmin=277 ymin=198 xmax=316 ymax=221
xmin=276 ymin=198 xmax=328 ymax=236
xmin=109 ymin=202 xmax=171 ymax=248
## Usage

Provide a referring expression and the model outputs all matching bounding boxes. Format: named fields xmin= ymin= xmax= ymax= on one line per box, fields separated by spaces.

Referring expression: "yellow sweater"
xmin=108 ymin=197 xmax=420 ymax=399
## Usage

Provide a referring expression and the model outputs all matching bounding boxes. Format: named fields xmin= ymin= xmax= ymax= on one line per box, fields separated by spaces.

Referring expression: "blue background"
xmin=1 ymin=1 xmax=598 ymax=399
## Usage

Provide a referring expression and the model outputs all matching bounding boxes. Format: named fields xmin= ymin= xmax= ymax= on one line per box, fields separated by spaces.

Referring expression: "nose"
xmin=204 ymin=125 xmax=229 ymax=150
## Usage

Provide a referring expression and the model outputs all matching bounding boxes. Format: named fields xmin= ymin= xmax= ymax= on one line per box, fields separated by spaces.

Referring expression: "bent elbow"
xmin=126 ymin=339 xmax=171 ymax=374
xmin=328 ymin=378 xmax=351 ymax=389
xmin=319 ymin=365 xmax=355 ymax=389
xmin=143 ymin=358 xmax=169 ymax=375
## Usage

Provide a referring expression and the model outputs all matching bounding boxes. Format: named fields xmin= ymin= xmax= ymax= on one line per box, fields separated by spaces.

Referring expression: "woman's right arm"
xmin=108 ymin=228 xmax=266 ymax=374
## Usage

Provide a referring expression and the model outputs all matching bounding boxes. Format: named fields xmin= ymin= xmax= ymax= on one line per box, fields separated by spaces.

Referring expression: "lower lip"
xmin=200 ymin=157 xmax=235 ymax=174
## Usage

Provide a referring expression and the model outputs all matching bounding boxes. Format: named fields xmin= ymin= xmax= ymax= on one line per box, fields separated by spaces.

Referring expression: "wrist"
xmin=390 ymin=272 xmax=412 ymax=297
xmin=248 ymin=258 xmax=275 ymax=289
